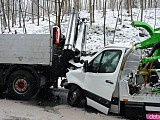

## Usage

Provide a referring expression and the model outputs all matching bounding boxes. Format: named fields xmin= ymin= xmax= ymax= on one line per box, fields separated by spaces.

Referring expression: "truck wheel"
xmin=0 ymin=86 xmax=7 ymax=93
xmin=7 ymin=70 xmax=37 ymax=100
xmin=67 ymin=85 xmax=83 ymax=106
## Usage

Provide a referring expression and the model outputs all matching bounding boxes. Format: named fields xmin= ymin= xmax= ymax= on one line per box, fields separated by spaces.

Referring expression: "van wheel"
xmin=67 ymin=85 xmax=83 ymax=106
xmin=7 ymin=70 xmax=37 ymax=100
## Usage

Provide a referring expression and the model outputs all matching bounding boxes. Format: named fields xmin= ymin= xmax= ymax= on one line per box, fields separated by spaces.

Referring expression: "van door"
xmin=84 ymin=48 xmax=125 ymax=114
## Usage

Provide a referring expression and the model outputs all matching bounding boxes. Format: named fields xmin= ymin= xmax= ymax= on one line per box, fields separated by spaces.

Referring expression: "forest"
xmin=0 ymin=0 xmax=160 ymax=34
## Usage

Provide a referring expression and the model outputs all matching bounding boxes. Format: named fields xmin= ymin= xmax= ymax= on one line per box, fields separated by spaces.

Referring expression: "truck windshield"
xmin=88 ymin=50 xmax=122 ymax=73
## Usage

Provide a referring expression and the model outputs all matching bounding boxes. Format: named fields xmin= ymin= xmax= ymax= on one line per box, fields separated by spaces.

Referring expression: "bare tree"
xmin=55 ymin=0 xmax=58 ymax=25
xmin=73 ymin=0 xmax=79 ymax=11
xmin=89 ymin=0 xmax=93 ymax=25
xmin=79 ymin=0 xmax=82 ymax=11
xmin=67 ymin=0 xmax=71 ymax=15
xmin=42 ymin=0 xmax=45 ymax=21
xmin=62 ymin=0 xmax=68 ymax=21
xmin=7 ymin=0 xmax=11 ymax=32
xmin=120 ymin=0 xmax=122 ymax=24
xmin=92 ymin=0 xmax=95 ymax=23
xmin=37 ymin=0 xmax=40 ymax=26
xmin=99 ymin=0 xmax=102 ymax=10
xmin=84 ymin=0 xmax=88 ymax=10
xmin=31 ymin=0 xmax=34 ymax=23
xmin=127 ymin=0 xmax=131 ymax=16
xmin=46 ymin=0 xmax=51 ymax=32
xmin=130 ymin=0 xmax=133 ymax=21
xmin=18 ymin=0 xmax=22 ymax=28
xmin=113 ymin=0 xmax=122 ymax=43
xmin=144 ymin=0 xmax=147 ymax=9
xmin=0 ymin=0 xmax=7 ymax=29
xmin=11 ymin=0 xmax=15 ymax=27
xmin=148 ymin=0 xmax=153 ymax=7
xmin=110 ymin=0 xmax=115 ymax=10
xmin=140 ymin=0 xmax=144 ymax=21
xmin=103 ymin=0 xmax=106 ymax=17
xmin=154 ymin=0 xmax=158 ymax=28
xmin=22 ymin=0 xmax=28 ymax=33
xmin=57 ymin=0 xmax=64 ymax=27
xmin=104 ymin=0 xmax=107 ymax=46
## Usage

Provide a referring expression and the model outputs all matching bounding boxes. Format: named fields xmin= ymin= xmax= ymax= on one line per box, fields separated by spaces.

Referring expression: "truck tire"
xmin=67 ymin=85 xmax=83 ymax=106
xmin=0 ymin=86 xmax=7 ymax=93
xmin=7 ymin=70 xmax=37 ymax=100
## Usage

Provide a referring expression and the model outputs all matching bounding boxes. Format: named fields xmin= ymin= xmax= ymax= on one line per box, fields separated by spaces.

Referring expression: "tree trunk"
xmin=140 ymin=0 xmax=144 ymax=21
xmin=68 ymin=0 xmax=71 ymax=15
xmin=84 ymin=0 xmax=87 ymax=10
xmin=12 ymin=0 xmax=15 ymax=27
xmin=37 ymin=0 xmax=39 ymax=26
xmin=99 ymin=0 xmax=102 ymax=10
xmin=19 ymin=0 xmax=22 ymax=28
xmin=144 ymin=0 xmax=147 ymax=9
xmin=130 ymin=0 xmax=133 ymax=21
xmin=104 ymin=0 xmax=107 ymax=46
xmin=110 ymin=0 xmax=114 ymax=11
xmin=22 ymin=0 xmax=28 ymax=33
xmin=92 ymin=0 xmax=95 ymax=23
xmin=42 ymin=0 xmax=45 ymax=21
xmin=64 ymin=0 xmax=67 ymax=21
xmin=151 ymin=0 xmax=153 ymax=7
xmin=55 ymin=0 xmax=58 ymax=25
xmin=58 ymin=0 xmax=63 ymax=28
xmin=113 ymin=0 xmax=122 ymax=43
xmin=127 ymin=0 xmax=130 ymax=16
xmin=120 ymin=0 xmax=122 ymax=24
xmin=0 ymin=0 xmax=7 ymax=29
xmin=47 ymin=0 xmax=51 ymax=33
xmin=89 ymin=0 xmax=92 ymax=25
xmin=154 ymin=0 xmax=158 ymax=28
xmin=31 ymin=1 xmax=34 ymax=23
xmin=7 ymin=0 xmax=11 ymax=32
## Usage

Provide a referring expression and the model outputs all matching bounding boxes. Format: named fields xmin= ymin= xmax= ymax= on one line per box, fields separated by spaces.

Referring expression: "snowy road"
xmin=0 ymin=88 xmax=127 ymax=120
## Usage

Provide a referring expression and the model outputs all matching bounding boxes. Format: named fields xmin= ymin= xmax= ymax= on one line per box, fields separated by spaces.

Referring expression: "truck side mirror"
xmin=83 ymin=60 xmax=88 ymax=72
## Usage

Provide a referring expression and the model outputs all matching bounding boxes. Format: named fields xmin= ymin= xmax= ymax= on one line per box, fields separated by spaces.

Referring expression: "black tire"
xmin=67 ymin=85 xmax=83 ymax=106
xmin=0 ymin=86 xmax=7 ymax=93
xmin=7 ymin=70 xmax=37 ymax=100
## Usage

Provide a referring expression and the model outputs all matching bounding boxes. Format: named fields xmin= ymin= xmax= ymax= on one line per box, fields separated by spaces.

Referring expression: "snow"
xmin=0 ymin=99 xmax=125 ymax=120
xmin=0 ymin=8 xmax=160 ymax=119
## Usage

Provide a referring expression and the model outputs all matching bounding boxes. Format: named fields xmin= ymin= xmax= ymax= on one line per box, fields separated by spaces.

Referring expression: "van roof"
xmin=105 ymin=42 xmax=133 ymax=49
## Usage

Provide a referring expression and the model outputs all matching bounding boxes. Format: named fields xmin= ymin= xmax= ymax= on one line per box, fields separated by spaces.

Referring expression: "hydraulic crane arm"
xmin=132 ymin=21 xmax=160 ymax=50
xmin=62 ymin=8 xmax=87 ymax=62
xmin=54 ymin=8 xmax=87 ymax=77
xmin=132 ymin=21 xmax=160 ymax=64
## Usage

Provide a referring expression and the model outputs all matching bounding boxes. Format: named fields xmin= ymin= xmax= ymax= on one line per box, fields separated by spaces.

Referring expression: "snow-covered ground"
xmin=0 ymin=99 xmax=126 ymax=120
xmin=0 ymin=88 xmax=127 ymax=120
xmin=0 ymin=8 xmax=160 ymax=119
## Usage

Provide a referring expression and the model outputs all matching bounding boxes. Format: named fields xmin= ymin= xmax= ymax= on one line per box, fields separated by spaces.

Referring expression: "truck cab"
xmin=65 ymin=42 xmax=160 ymax=119
xmin=66 ymin=43 xmax=136 ymax=113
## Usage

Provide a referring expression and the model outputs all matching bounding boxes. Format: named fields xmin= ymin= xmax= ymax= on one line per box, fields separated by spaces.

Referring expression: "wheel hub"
xmin=71 ymin=91 xmax=77 ymax=100
xmin=14 ymin=79 xmax=28 ymax=93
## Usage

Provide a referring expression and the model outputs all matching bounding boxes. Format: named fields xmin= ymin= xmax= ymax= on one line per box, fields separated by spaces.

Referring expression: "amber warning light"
xmin=52 ymin=26 xmax=60 ymax=45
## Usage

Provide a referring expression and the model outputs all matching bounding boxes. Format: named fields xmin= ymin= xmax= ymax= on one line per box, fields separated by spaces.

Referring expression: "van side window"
xmin=88 ymin=50 xmax=122 ymax=73
xmin=88 ymin=53 xmax=102 ymax=73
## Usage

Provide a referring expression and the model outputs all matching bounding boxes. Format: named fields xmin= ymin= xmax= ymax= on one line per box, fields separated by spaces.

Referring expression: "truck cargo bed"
xmin=133 ymin=85 xmax=160 ymax=97
xmin=0 ymin=34 xmax=52 ymax=65
xmin=130 ymin=84 xmax=160 ymax=103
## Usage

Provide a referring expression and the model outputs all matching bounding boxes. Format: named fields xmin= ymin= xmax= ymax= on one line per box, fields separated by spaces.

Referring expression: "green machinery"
xmin=132 ymin=21 xmax=160 ymax=63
